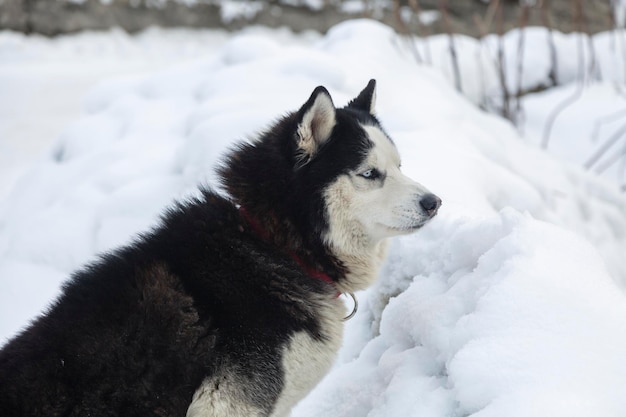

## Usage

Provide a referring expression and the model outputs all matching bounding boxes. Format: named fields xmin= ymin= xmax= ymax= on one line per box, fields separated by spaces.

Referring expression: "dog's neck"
xmin=239 ymin=206 xmax=340 ymax=293
xmin=239 ymin=205 xmax=387 ymax=295
xmin=330 ymin=240 xmax=388 ymax=294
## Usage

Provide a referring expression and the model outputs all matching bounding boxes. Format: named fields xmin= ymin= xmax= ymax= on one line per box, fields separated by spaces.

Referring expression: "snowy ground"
xmin=0 ymin=28 xmax=236 ymax=199
xmin=1 ymin=20 xmax=626 ymax=416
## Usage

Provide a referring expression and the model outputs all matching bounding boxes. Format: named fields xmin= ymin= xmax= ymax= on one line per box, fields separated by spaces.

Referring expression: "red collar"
xmin=239 ymin=206 xmax=338 ymax=293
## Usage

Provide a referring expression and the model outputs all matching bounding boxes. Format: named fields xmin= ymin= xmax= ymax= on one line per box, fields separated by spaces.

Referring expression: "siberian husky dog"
xmin=0 ymin=80 xmax=440 ymax=417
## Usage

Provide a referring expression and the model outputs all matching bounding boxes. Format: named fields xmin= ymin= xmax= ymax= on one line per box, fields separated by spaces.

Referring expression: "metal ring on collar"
xmin=342 ymin=292 xmax=358 ymax=321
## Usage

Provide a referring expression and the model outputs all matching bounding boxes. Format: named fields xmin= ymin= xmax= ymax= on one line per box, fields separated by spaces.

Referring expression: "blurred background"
xmin=0 ymin=0 xmax=616 ymax=37
xmin=2 ymin=1 xmax=626 ymax=191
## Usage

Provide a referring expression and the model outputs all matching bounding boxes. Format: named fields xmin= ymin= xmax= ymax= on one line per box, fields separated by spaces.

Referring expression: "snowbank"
xmin=297 ymin=209 xmax=626 ymax=417
xmin=1 ymin=20 xmax=626 ymax=416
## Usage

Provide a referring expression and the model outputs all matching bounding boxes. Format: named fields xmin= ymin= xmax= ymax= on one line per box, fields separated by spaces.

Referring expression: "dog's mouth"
xmin=383 ymin=219 xmax=430 ymax=233
xmin=376 ymin=200 xmax=441 ymax=235
xmin=386 ymin=209 xmax=440 ymax=233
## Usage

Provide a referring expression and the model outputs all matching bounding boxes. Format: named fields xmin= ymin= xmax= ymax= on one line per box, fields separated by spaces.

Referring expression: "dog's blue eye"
xmin=360 ymin=169 xmax=380 ymax=180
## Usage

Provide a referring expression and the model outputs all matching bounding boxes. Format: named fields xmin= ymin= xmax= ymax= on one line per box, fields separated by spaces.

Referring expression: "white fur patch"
xmin=270 ymin=299 xmax=344 ymax=417
xmin=186 ymin=372 xmax=265 ymax=417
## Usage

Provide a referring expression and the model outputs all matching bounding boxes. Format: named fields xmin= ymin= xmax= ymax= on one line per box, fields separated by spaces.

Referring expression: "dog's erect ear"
xmin=295 ymin=86 xmax=336 ymax=166
xmin=347 ymin=79 xmax=377 ymax=114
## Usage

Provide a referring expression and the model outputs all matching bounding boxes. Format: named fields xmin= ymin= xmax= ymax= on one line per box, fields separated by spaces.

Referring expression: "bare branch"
xmin=392 ymin=0 xmax=423 ymax=64
xmin=494 ymin=0 xmax=512 ymax=121
xmin=542 ymin=0 xmax=587 ymax=149
xmin=514 ymin=4 xmax=531 ymax=128
xmin=439 ymin=0 xmax=463 ymax=93
xmin=593 ymin=139 xmax=626 ymax=175
xmin=591 ymin=108 xmax=626 ymax=143
xmin=410 ymin=0 xmax=433 ymax=65
xmin=585 ymin=122 xmax=626 ymax=170
xmin=541 ymin=0 xmax=558 ymax=86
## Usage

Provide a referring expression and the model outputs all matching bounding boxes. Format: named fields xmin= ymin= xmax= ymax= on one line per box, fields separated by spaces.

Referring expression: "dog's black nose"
xmin=420 ymin=194 xmax=442 ymax=216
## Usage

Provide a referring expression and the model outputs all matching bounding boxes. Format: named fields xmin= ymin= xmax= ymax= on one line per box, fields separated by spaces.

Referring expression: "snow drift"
xmin=1 ymin=20 xmax=626 ymax=416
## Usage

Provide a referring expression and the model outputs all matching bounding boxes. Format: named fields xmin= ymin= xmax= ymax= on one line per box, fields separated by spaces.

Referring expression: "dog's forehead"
xmin=361 ymin=124 xmax=400 ymax=167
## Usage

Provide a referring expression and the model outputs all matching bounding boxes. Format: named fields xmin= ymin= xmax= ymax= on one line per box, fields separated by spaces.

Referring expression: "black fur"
xmin=0 ymin=82 xmax=381 ymax=417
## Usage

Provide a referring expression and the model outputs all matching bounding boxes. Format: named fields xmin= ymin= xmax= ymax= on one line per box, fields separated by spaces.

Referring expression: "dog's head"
xmin=294 ymin=80 xmax=441 ymax=253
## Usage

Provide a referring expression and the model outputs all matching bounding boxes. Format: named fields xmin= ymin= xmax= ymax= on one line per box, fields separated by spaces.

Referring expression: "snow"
xmin=2 ymin=19 xmax=626 ymax=416
xmin=420 ymin=27 xmax=626 ymax=103
xmin=299 ymin=210 xmax=626 ymax=417
xmin=411 ymin=27 xmax=626 ymax=186
xmin=220 ymin=0 xmax=265 ymax=24
xmin=522 ymin=83 xmax=626 ymax=178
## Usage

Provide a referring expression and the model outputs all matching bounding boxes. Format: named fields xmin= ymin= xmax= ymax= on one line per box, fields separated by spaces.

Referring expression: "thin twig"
xmin=439 ymin=0 xmax=462 ymax=93
xmin=495 ymin=0 xmax=512 ymax=121
xmin=473 ymin=13 xmax=490 ymax=109
xmin=514 ymin=4 xmax=531 ymax=128
xmin=483 ymin=0 xmax=499 ymax=31
xmin=392 ymin=0 xmax=409 ymax=36
xmin=585 ymin=122 xmax=626 ymax=170
xmin=410 ymin=0 xmax=432 ymax=65
xmin=542 ymin=0 xmax=587 ymax=149
xmin=474 ymin=0 xmax=502 ymax=111
xmin=392 ymin=0 xmax=423 ymax=64
xmin=541 ymin=0 xmax=558 ymax=86
xmin=594 ymin=138 xmax=626 ymax=174
xmin=614 ymin=1 xmax=626 ymax=85
xmin=579 ymin=1 xmax=599 ymax=81
xmin=591 ymin=108 xmax=626 ymax=143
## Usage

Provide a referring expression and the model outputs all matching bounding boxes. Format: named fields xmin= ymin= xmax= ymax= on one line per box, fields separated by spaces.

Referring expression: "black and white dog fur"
xmin=0 ymin=80 xmax=441 ymax=417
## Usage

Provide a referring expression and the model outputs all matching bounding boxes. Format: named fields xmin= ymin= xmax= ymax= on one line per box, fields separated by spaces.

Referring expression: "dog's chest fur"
xmin=187 ymin=299 xmax=344 ymax=417
xmin=271 ymin=302 xmax=344 ymax=417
